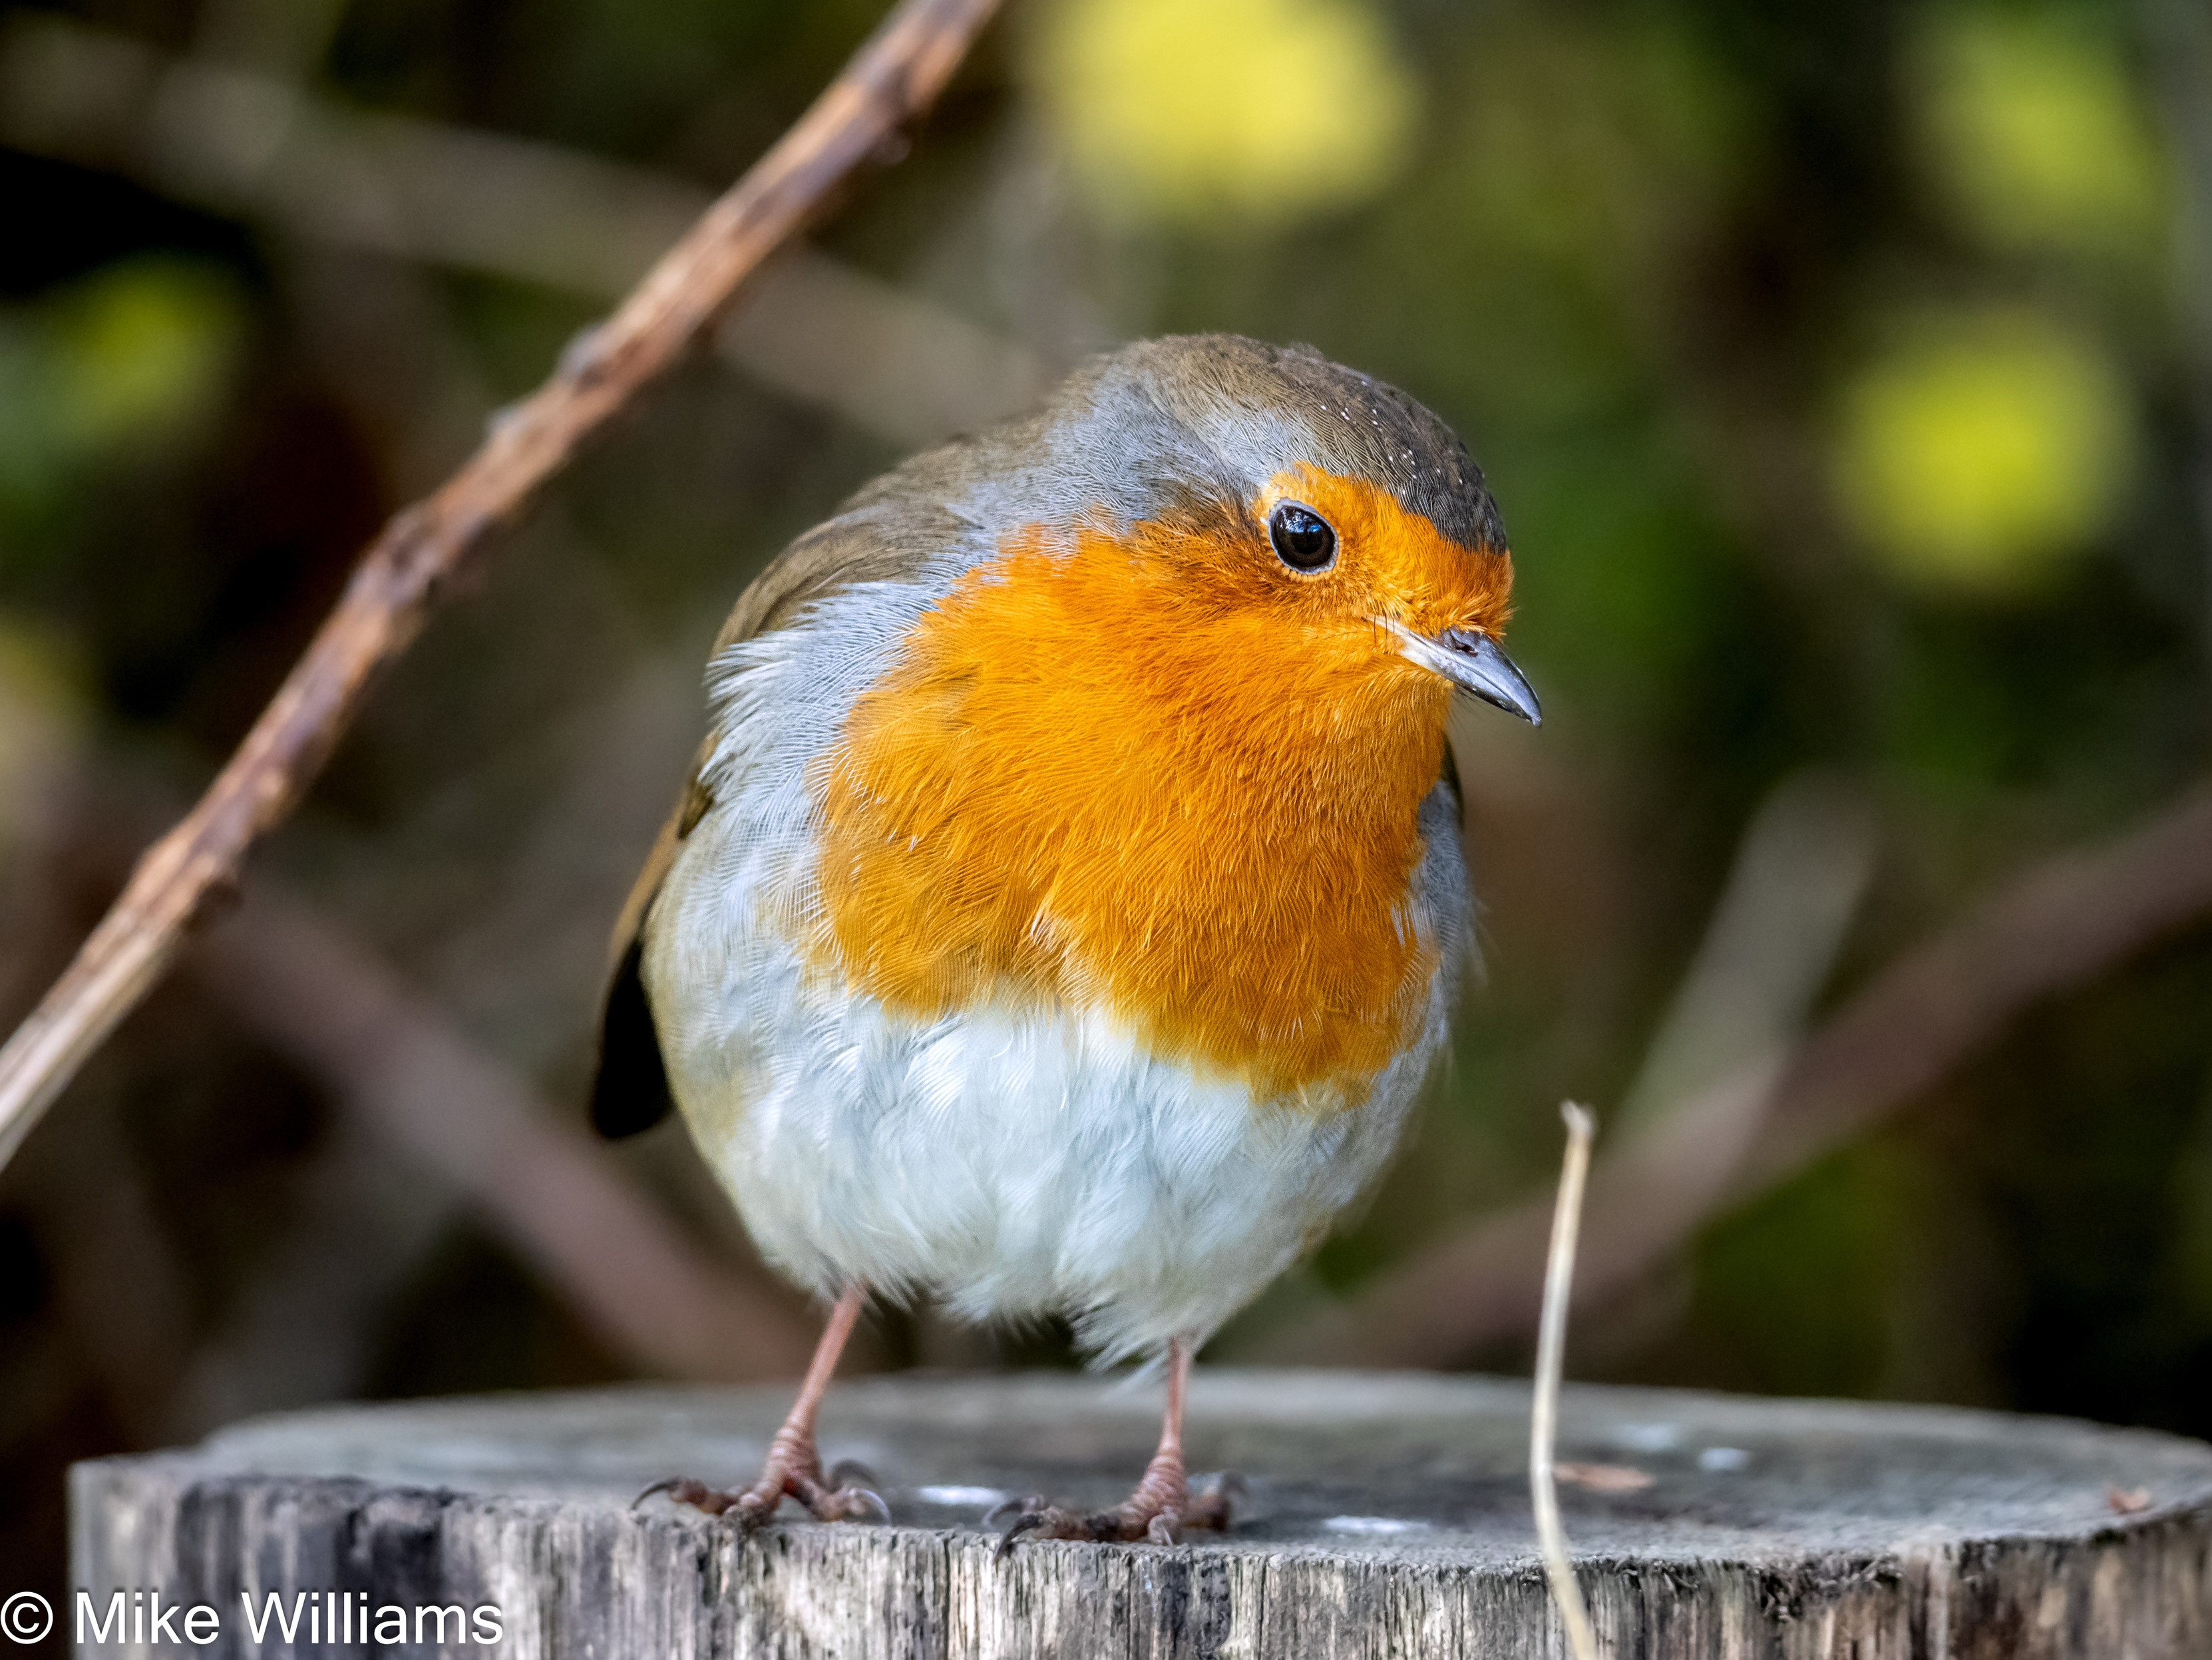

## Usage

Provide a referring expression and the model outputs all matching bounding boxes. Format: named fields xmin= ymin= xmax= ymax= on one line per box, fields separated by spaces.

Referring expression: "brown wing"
xmin=589 ymin=488 xmax=982 ymax=1137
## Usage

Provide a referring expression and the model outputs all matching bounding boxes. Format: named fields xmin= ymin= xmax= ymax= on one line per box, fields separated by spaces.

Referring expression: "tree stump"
xmin=71 ymin=1370 xmax=2212 ymax=1657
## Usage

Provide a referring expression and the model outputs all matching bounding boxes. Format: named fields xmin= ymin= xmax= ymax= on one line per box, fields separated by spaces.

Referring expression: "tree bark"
xmin=71 ymin=1370 xmax=2212 ymax=1657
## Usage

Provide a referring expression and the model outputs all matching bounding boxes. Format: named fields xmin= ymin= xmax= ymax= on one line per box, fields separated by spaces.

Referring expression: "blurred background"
xmin=4 ymin=0 xmax=2212 ymax=1639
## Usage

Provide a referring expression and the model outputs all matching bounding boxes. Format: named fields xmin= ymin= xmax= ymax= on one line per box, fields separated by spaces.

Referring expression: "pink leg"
xmin=638 ymin=1284 xmax=886 ymax=1530
xmin=996 ymin=1337 xmax=1237 ymax=1550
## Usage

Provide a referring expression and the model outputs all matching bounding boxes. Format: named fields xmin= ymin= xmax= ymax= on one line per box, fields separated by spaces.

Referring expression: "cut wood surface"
xmin=73 ymin=1371 xmax=2212 ymax=1657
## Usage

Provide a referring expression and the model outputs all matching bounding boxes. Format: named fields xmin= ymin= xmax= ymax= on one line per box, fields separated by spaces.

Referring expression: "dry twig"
xmin=1531 ymin=1102 xmax=1600 ymax=1660
xmin=0 ymin=0 xmax=1004 ymax=1176
xmin=1271 ymin=780 xmax=2212 ymax=1367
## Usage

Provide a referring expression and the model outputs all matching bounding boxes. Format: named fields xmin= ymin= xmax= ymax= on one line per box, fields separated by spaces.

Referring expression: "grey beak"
xmin=1437 ymin=627 xmax=1543 ymax=726
xmin=1374 ymin=617 xmax=1544 ymax=725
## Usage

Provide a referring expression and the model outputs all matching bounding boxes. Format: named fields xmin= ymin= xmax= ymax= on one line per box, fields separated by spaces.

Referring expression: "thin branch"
xmin=1269 ymin=779 xmax=2212 ymax=1367
xmin=0 ymin=0 xmax=1004 ymax=1176
xmin=1531 ymin=1102 xmax=1599 ymax=1660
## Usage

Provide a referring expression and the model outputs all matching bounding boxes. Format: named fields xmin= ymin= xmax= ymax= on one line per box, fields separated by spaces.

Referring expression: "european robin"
xmin=597 ymin=334 xmax=1538 ymax=1545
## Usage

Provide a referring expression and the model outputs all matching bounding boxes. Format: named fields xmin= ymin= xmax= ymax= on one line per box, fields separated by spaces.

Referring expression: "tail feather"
xmin=590 ymin=935 xmax=675 ymax=1138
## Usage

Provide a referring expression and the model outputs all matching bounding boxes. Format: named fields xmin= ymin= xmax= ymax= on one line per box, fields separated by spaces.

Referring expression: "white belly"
xmin=647 ymin=836 xmax=1445 ymax=1361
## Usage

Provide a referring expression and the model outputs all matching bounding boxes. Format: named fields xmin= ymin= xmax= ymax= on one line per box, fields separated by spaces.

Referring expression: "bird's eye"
xmin=1268 ymin=502 xmax=1337 ymax=572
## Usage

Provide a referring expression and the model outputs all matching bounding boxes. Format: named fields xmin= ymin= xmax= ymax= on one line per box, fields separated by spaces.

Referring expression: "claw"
xmin=991 ymin=1466 xmax=1244 ymax=1552
xmin=827 ymin=1458 xmax=880 ymax=1490
xmin=991 ymin=1338 xmax=1229 ymax=1552
xmin=994 ymin=1508 xmax=1054 ymax=1559
xmin=1180 ymin=1470 xmax=1242 ymax=1532
xmin=832 ymin=1485 xmax=892 ymax=1523
xmin=635 ymin=1477 xmax=731 ymax=1514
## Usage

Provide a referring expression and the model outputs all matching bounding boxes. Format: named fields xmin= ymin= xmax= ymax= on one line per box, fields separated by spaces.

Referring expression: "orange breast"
xmin=809 ymin=471 xmax=1511 ymax=1105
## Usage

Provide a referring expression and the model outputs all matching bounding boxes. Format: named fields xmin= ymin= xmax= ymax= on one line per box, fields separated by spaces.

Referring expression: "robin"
xmin=596 ymin=333 xmax=1538 ymax=1546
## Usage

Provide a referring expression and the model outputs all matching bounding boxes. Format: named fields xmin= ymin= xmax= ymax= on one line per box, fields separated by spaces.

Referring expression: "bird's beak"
xmin=1377 ymin=621 xmax=1543 ymax=727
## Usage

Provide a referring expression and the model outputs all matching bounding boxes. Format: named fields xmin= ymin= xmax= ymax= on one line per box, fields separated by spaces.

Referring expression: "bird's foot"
xmin=637 ymin=1444 xmax=888 ymax=1534
xmin=991 ymin=1456 xmax=1239 ymax=1552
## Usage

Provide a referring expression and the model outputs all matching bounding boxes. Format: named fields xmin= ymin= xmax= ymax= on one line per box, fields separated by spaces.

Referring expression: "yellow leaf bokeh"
xmin=1833 ymin=309 xmax=2135 ymax=595
xmin=1911 ymin=11 xmax=2166 ymax=262
xmin=1033 ymin=0 xmax=1419 ymax=225
xmin=51 ymin=260 xmax=242 ymax=452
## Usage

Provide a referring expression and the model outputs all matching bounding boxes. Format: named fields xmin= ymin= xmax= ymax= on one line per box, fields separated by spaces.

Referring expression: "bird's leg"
xmin=636 ymin=1283 xmax=886 ymax=1530
xmin=995 ymin=1337 xmax=1236 ymax=1550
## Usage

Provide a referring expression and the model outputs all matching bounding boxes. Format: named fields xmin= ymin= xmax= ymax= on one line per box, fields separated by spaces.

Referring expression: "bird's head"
xmin=986 ymin=334 xmax=1538 ymax=728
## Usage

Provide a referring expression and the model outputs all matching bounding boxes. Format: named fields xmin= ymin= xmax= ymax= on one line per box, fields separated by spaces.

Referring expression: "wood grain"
xmin=73 ymin=1371 xmax=2212 ymax=1657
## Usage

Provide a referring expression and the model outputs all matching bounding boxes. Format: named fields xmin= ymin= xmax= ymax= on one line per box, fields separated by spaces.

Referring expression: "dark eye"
xmin=1268 ymin=502 xmax=1337 ymax=572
